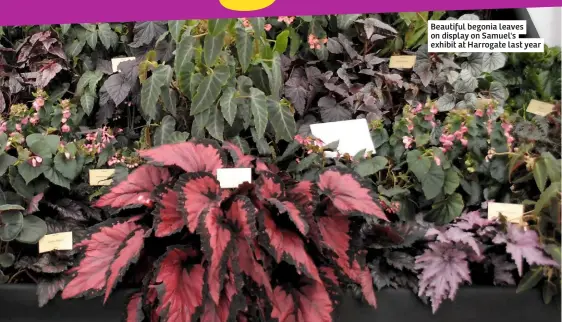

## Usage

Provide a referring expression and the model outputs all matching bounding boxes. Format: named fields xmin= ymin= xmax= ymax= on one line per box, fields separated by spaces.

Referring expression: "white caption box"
xmin=111 ymin=57 xmax=136 ymax=73
xmin=216 ymin=168 xmax=252 ymax=189
xmin=310 ymin=118 xmax=375 ymax=158
xmin=427 ymin=20 xmax=544 ymax=53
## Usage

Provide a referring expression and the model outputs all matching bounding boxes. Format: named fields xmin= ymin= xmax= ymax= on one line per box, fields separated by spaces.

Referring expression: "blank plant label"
xmin=526 ymin=99 xmax=555 ymax=116
xmin=89 ymin=169 xmax=115 ymax=186
xmin=487 ymin=202 xmax=524 ymax=223
xmin=111 ymin=57 xmax=136 ymax=73
xmin=216 ymin=168 xmax=252 ymax=189
xmin=310 ymin=118 xmax=375 ymax=158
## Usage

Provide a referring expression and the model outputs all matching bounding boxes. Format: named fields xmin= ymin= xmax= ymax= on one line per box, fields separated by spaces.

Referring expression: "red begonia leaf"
xmin=199 ymin=207 xmax=234 ymax=305
xmin=237 ymin=238 xmax=273 ymax=296
xmin=152 ymin=185 xmax=184 ymax=237
xmin=317 ymin=216 xmax=351 ymax=270
xmin=272 ymin=282 xmax=333 ymax=322
xmin=256 ymin=171 xmax=285 ymax=200
xmin=62 ymin=218 xmax=144 ymax=300
xmin=176 ymin=172 xmax=228 ymax=233
xmin=261 ymin=212 xmax=320 ymax=282
xmin=225 ymin=196 xmax=257 ymax=240
xmin=222 ymin=141 xmax=255 ymax=167
xmin=287 ymin=181 xmax=316 ymax=212
xmin=351 ymin=260 xmax=377 ymax=308
xmin=201 ymin=271 xmax=244 ymax=322
xmin=319 ymin=267 xmax=341 ymax=301
xmin=124 ymin=292 xmax=144 ymax=322
xmin=317 ymin=167 xmax=387 ymax=220
xmin=270 ymin=200 xmax=309 ymax=236
xmin=139 ymin=140 xmax=225 ymax=175
xmin=154 ymin=247 xmax=205 ymax=322
xmin=95 ymin=165 xmax=170 ymax=209
xmin=104 ymin=228 xmax=146 ymax=302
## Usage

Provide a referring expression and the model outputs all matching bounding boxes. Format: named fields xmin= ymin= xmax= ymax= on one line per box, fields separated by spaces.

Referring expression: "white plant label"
xmin=428 ymin=20 xmax=544 ymax=53
xmin=216 ymin=168 xmax=252 ymax=189
xmin=310 ymin=118 xmax=375 ymax=158
xmin=111 ymin=57 xmax=136 ymax=73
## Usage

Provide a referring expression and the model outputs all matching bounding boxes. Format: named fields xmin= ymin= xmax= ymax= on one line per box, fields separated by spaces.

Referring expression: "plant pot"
xmin=1 ymin=284 xmax=560 ymax=322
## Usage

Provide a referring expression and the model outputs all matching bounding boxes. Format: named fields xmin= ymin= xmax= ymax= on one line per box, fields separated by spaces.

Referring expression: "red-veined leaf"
xmin=201 ymin=271 xmax=244 ymax=322
xmin=95 ymin=165 xmax=170 ymax=208
xmin=255 ymin=159 xmax=279 ymax=174
xmin=225 ymin=196 xmax=257 ymax=240
xmin=351 ymin=260 xmax=377 ymax=308
xmin=199 ymin=207 xmax=234 ymax=305
xmin=262 ymin=212 xmax=320 ymax=282
xmin=222 ymin=141 xmax=255 ymax=167
xmin=237 ymin=238 xmax=273 ymax=296
xmin=176 ymin=172 xmax=228 ymax=233
xmin=152 ymin=185 xmax=184 ymax=237
xmin=124 ymin=292 xmax=144 ymax=322
xmin=104 ymin=228 xmax=145 ymax=302
xmin=319 ymin=267 xmax=341 ymax=301
xmin=287 ymin=181 xmax=316 ymax=211
xmin=317 ymin=167 xmax=387 ymax=220
xmin=272 ymin=282 xmax=333 ymax=322
xmin=271 ymin=200 xmax=309 ymax=236
xmin=62 ymin=218 xmax=144 ymax=299
xmin=317 ymin=216 xmax=351 ymax=270
xmin=256 ymin=171 xmax=285 ymax=200
xmin=154 ymin=247 xmax=205 ymax=322
xmin=139 ymin=140 xmax=225 ymax=175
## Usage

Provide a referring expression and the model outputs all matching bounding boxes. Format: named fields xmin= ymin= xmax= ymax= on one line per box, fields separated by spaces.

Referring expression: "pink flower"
xmin=61 ymin=117 xmax=68 ymax=123
xmin=21 ymin=117 xmax=29 ymax=125
xmin=413 ymin=103 xmax=423 ymax=113
xmin=430 ymin=106 xmax=438 ymax=114
xmin=460 ymin=138 xmax=468 ymax=146
xmin=507 ymin=136 xmax=515 ymax=144
xmin=407 ymin=121 xmax=414 ymax=132
xmin=62 ymin=109 xmax=71 ymax=119
xmin=278 ymin=16 xmax=295 ymax=25
xmin=501 ymin=122 xmax=513 ymax=133
xmin=402 ymin=136 xmax=414 ymax=149
xmin=61 ymin=124 xmax=70 ymax=133
xmin=33 ymin=97 xmax=44 ymax=111
xmin=430 ymin=121 xmax=436 ymax=128
xmin=241 ymin=18 xmax=251 ymax=28
xmin=15 ymin=123 xmax=22 ymax=132
xmin=30 ymin=114 xmax=39 ymax=125
xmin=424 ymin=114 xmax=434 ymax=122
xmin=264 ymin=24 xmax=272 ymax=31
xmin=0 ymin=122 xmax=7 ymax=133
xmin=434 ymin=156 xmax=441 ymax=166
xmin=475 ymin=109 xmax=484 ymax=117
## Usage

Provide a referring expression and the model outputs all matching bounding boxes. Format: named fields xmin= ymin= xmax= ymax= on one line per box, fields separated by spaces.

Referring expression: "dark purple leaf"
xmin=130 ymin=22 xmax=167 ymax=48
xmin=318 ymin=96 xmax=352 ymax=122
xmin=38 ymin=276 xmax=66 ymax=307
xmin=36 ymin=62 xmax=63 ymax=88
xmin=103 ymin=73 xmax=131 ymax=106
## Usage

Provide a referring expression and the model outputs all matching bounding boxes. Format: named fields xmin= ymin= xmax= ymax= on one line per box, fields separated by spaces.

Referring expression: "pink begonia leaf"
xmin=492 ymin=224 xmax=560 ymax=276
xmin=426 ymin=227 xmax=483 ymax=257
xmin=490 ymin=254 xmax=516 ymax=286
xmin=415 ymin=242 xmax=471 ymax=313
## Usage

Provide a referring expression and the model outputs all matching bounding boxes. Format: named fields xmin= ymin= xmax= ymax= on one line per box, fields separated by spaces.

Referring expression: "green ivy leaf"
xmin=354 ymin=157 xmax=388 ymax=177
xmin=219 ymin=87 xmax=238 ymax=126
xmin=43 ymin=167 xmax=71 ymax=189
xmin=208 ymin=19 xmax=231 ymax=36
xmin=203 ymin=32 xmax=225 ymax=67
xmin=424 ymin=193 xmax=464 ymax=224
xmin=17 ymin=161 xmax=49 ymax=184
xmin=249 ymin=88 xmax=268 ymax=139
xmin=407 ymin=150 xmax=431 ymax=179
xmin=0 ymin=154 xmax=17 ymax=176
xmin=97 ymin=23 xmax=118 ymax=49
xmin=65 ymin=39 xmax=85 ymax=57
xmin=273 ymin=30 xmax=290 ymax=54
xmin=267 ymin=99 xmax=296 ymax=142
xmin=235 ymin=28 xmax=253 ymax=73
xmin=175 ymin=35 xmax=196 ymax=96
xmin=421 ymin=163 xmax=445 ymax=200
xmin=54 ymin=153 xmax=79 ymax=180
xmin=16 ymin=215 xmax=47 ymax=244
xmin=80 ymin=92 xmax=96 ymax=116
xmin=0 ymin=211 xmax=23 ymax=241
xmin=190 ymin=65 xmax=230 ymax=115
xmin=443 ymin=168 xmax=460 ymax=195
xmin=533 ymin=157 xmax=548 ymax=192
xmin=140 ymin=65 xmax=173 ymax=121
xmin=86 ymin=30 xmax=98 ymax=49
xmin=76 ymin=70 xmax=103 ymax=97
xmin=168 ymin=20 xmax=186 ymax=43
xmin=516 ymin=268 xmax=543 ymax=294
xmin=206 ymin=107 xmax=224 ymax=141
xmin=153 ymin=115 xmax=176 ymax=146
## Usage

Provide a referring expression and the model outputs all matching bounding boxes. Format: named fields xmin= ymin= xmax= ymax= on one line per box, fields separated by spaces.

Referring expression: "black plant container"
xmin=1 ymin=284 xmax=560 ymax=322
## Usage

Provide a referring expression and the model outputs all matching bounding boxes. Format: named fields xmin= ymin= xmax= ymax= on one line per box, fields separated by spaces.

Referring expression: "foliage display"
xmin=0 ymin=9 xmax=560 ymax=322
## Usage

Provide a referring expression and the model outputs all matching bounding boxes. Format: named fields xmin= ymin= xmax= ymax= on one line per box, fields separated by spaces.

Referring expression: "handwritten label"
xmin=89 ymin=169 xmax=115 ymax=186
xmin=216 ymin=168 xmax=252 ymax=189
xmin=487 ymin=202 xmax=524 ymax=223
xmin=527 ymin=99 xmax=555 ymax=116
xmin=38 ymin=232 xmax=73 ymax=253
xmin=310 ymin=119 xmax=375 ymax=158
xmin=389 ymin=55 xmax=416 ymax=69
xmin=111 ymin=57 xmax=136 ymax=73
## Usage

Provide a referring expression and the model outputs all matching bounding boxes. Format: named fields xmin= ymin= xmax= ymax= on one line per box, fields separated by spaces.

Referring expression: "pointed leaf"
xmin=219 ymin=87 xmax=238 ymax=126
xmin=94 ymin=165 xmax=170 ymax=208
xmin=267 ymin=99 xmax=296 ymax=142
xmin=124 ymin=292 xmax=144 ymax=322
xmin=141 ymin=65 xmax=173 ymax=121
xmin=235 ymin=28 xmax=253 ymax=72
xmin=153 ymin=115 xmax=176 ymax=146
xmin=206 ymin=107 xmax=224 ymax=141
xmin=203 ymin=32 xmax=225 ymax=66
xmin=37 ymin=276 xmax=66 ymax=308
xmin=190 ymin=65 xmax=230 ymax=115
xmin=153 ymin=185 xmax=183 ymax=237
xmin=175 ymin=35 xmax=196 ymax=96
xmin=250 ymin=87 xmax=268 ymax=139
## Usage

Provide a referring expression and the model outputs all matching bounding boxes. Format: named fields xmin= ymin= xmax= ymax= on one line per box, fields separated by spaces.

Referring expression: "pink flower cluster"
xmin=84 ymin=127 xmax=115 ymax=154
xmin=380 ymin=200 xmax=401 ymax=214
xmin=60 ymin=100 xmax=72 ymax=133
xmin=501 ymin=121 xmax=514 ymax=146
xmin=439 ymin=123 xmax=469 ymax=152
xmin=32 ymin=96 xmax=45 ymax=112
xmin=403 ymin=136 xmax=414 ymax=149
xmin=28 ymin=155 xmax=43 ymax=168
xmin=278 ymin=16 xmax=295 ymax=25
xmin=294 ymin=134 xmax=324 ymax=154
xmin=240 ymin=18 xmax=272 ymax=31
xmin=307 ymin=34 xmax=327 ymax=50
